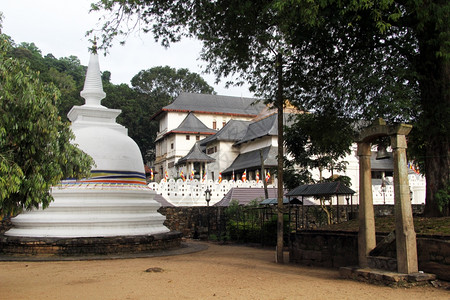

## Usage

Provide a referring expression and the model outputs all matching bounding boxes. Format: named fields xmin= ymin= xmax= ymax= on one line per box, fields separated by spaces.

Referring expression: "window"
xmin=186 ymin=135 xmax=190 ymax=140
xmin=196 ymin=135 xmax=200 ymax=141
xmin=171 ymin=143 xmax=174 ymax=149
xmin=207 ymin=146 xmax=218 ymax=154
xmin=213 ymin=121 xmax=217 ymax=129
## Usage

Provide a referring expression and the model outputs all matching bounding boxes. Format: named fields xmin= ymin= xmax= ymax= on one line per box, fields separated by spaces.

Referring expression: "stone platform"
xmin=0 ymin=231 xmax=182 ymax=258
xmin=340 ymin=266 xmax=436 ymax=287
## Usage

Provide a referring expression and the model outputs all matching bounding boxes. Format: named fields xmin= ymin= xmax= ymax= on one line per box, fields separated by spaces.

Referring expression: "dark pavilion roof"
xmin=171 ymin=112 xmax=217 ymax=135
xmin=214 ymin=187 xmax=279 ymax=206
xmin=222 ymin=146 xmax=277 ymax=175
xmin=260 ymin=198 xmax=317 ymax=205
xmin=234 ymin=113 xmax=278 ymax=146
xmin=200 ymin=119 xmax=251 ymax=146
xmin=234 ymin=112 xmax=294 ymax=146
xmin=286 ymin=181 xmax=355 ymax=197
xmin=176 ymin=142 xmax=215 ymax=165
xmin=151 ymin=92 xmax=265 ymax=120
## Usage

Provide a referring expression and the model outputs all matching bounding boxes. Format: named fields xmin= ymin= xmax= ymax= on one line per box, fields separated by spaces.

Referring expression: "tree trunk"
xmin=260 ymin=149 xmax=269 ymax=200
xmin=276 ymin=52 xmax=284 ymax=263
xmin=417 ymin=27 xmax=450 ymax=217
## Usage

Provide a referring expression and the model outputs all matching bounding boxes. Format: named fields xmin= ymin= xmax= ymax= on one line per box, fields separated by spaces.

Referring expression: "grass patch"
xmin=318 ymin=216 xmax=450 ymax=236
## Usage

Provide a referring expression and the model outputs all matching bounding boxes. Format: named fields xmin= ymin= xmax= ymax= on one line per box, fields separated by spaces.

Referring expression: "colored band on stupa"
xmin=63 ymin=170 xmax=147 ymax=185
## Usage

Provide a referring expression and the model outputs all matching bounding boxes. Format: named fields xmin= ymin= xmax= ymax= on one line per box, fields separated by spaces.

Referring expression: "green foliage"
xmin=5 ymin=39 xmax=87 ymax=122
xmin=131 ymin=66 xmax=214 ymax=98
xmin=285 ymin=111 xmax=354 ymax=181
xmin=0 ymin=33 xmax=94 ymax=215
xmin=282 ymin=159 xmax=313 ymax=190
xmin=223 ymin=200 xmax=291 ymax=244
xmin=79 ymin=1 xmax=450 ymax=215
xmin=309 ymin=206 xmax=329 ymax=227
xmin=224 ymin=199 xmax=241 ymax=220
xmin=325 ymin=175 xmax=352 ymax=187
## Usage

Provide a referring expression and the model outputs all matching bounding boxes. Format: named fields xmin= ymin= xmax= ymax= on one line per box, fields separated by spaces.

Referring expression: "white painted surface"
xmin=6 ymin=52 xmax=169 ymax=238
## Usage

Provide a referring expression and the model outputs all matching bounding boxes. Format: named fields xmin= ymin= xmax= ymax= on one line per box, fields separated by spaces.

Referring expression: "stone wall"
xmin=289 ymin=231 xmax=450 ymax=281
xmin=289 ymin=231 xmax=359 ymax=268
xmin=417 ymin=237 xmax=450 ymax=281
xmin=158 ymin=205 xmax=425 ymax=238
xmin=0 ymin=232 xmax=182 ymax=256
xmin=159 ymin=207 xmax=227 ymax=239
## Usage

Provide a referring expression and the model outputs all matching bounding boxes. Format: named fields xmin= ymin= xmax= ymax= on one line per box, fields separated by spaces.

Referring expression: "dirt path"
xmin=0 ymin=242 xmax=448 ymax=299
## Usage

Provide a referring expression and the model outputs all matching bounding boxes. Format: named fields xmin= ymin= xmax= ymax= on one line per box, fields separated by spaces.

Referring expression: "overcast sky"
xmin=1 ymin=0 xmax=252 ymax=97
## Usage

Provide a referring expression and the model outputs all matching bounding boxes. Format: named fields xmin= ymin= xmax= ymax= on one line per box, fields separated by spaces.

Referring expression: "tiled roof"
xmin=200 ymin=119 xmax=251 ymax=146
xmin=171 ymin=112 xmax=217 ymax=135
xmin=286 ymin=182 xmax=355 ymax=197
xmin=260 ymin=198 xmax=316 ymax=205
xmin=214 ymin=187 xmax=279 ymax=206
xmin=222 ymin=146 xmax=277 ymax=175
xmin=152 ymin=92 xmax=265 ymax=120
xmin=234 ymin=113 xmax=278 ymax=145
xmin=176 ymin=142 xmax=215 ymax=165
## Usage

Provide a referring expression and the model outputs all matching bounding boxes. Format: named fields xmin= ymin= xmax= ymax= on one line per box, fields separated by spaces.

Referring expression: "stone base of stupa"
xmin=0 ymin=231 xmax=182 ymax=257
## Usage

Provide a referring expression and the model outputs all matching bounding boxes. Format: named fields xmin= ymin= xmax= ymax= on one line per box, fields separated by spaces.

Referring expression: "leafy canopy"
xmin=285 ymin=111 xmax=355 ymax=181
xmin=89 ymin=0 xmax=449 ymax=216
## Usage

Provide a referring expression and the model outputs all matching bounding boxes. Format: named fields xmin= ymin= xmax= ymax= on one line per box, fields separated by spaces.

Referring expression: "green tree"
xmin=7 ymin=41 xmax=87 ymax=121
xmin=90 ymin=0 xmax=449 ymax=216
xmin=285 ymin=111 xmax=354 ymax=224
xmin=278 ymin=0 xmax=449 ymax=216
xmin=131 ymin=66 xmax=214 ymax=99
xmin=43 ymin=55 xmax=86 ymax=120
xmin=0 ymin=29 xmax=94 ymax=215
xmin=285 ymin=112 xmax=354 ymax=182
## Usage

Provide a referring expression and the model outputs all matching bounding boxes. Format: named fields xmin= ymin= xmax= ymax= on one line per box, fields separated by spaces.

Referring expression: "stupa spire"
xmin=80 ymin=37 xmax=106 ymax=107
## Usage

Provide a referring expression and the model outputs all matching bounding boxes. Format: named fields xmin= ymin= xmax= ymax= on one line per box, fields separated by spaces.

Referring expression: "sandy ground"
xmin=0 ymin=241 xmax=448 ymax=300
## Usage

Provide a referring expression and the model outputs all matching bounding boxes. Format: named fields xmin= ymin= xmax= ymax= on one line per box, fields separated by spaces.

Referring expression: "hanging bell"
xmin=376 ymin=144 xmax=390 ymax=160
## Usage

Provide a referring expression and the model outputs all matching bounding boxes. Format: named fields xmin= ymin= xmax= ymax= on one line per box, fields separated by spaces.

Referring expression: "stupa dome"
xmin=73 ymin=126 xmax=144 ymax=174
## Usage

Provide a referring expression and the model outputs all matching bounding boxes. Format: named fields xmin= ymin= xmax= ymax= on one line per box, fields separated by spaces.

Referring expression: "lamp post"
xmin=345 ymin=196 xmax=350 ymax=221
xmin=205 ymin=187 xmax=211 ymax=206
xmin=205 ymin=187 xmax=211 ymax=239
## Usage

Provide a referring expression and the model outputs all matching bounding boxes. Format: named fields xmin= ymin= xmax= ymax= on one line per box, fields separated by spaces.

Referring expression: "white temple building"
xmin=148 ymin=94 xmax=426 ymax=207
xmin=6 ymin=50 xmax=170 ymax=238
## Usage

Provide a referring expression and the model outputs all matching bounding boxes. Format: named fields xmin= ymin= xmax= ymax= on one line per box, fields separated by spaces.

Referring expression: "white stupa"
xmin=6 ymin=49 xmax=169 ymax=238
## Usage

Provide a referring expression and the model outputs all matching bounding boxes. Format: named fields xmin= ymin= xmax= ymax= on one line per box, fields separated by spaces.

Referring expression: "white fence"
xmin=149 ymin=173 xmax=426 ymax=207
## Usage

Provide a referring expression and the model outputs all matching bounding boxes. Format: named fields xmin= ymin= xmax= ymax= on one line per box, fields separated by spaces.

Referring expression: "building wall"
xmin=155 ymin=110 xmax=260 ymax=181
xmin=167 ymin=112 xmax=188 ymax=131
xmin=239 ymin=136 xmax=277 ymax=154
xmin=206 ymin=141 xmax=240 ymax=179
